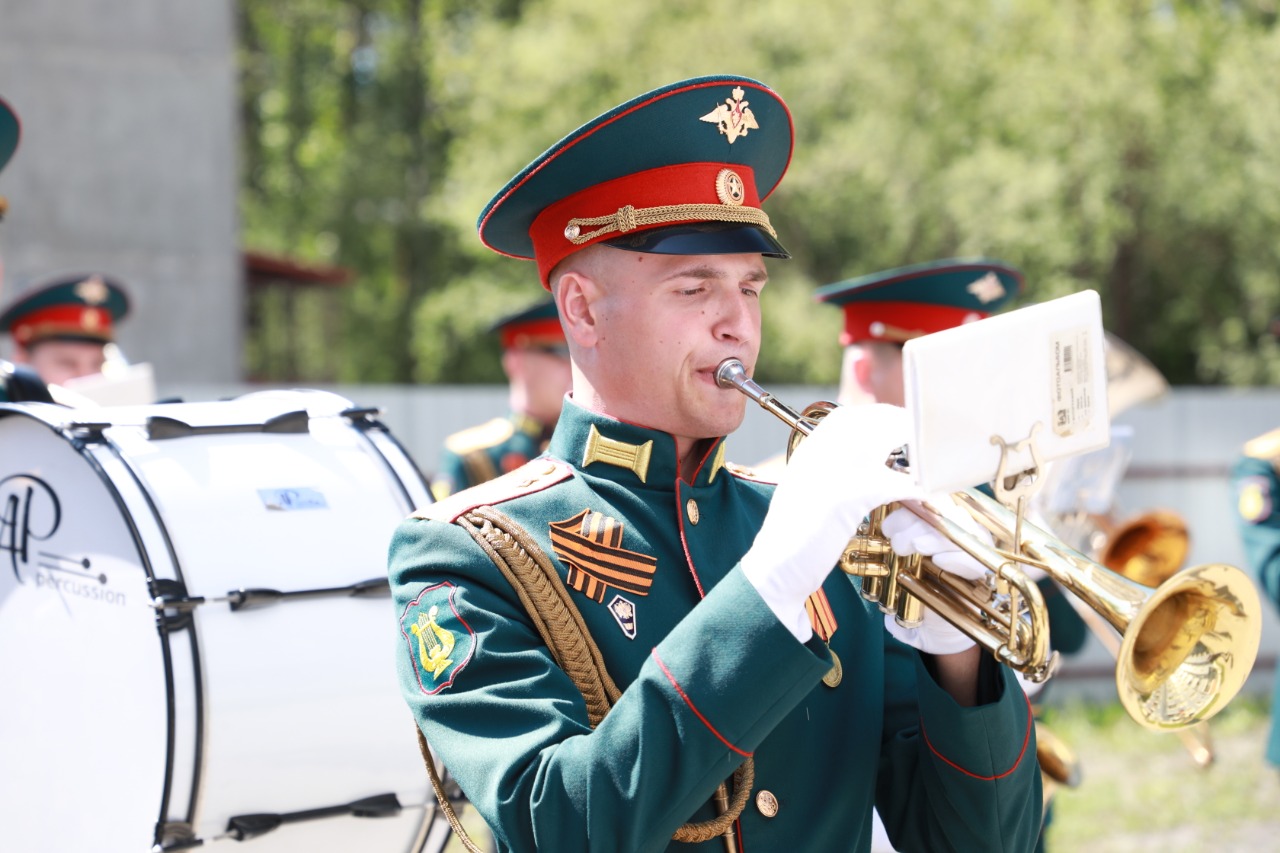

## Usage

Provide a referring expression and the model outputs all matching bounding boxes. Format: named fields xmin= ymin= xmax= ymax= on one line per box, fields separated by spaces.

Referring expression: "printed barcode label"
xmin=1050 ymin=328 xmax=1094 ymax=437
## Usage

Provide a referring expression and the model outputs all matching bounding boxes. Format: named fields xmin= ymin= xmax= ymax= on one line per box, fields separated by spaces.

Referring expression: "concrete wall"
xmin=0 ymin=0 xmax=241 ymax=382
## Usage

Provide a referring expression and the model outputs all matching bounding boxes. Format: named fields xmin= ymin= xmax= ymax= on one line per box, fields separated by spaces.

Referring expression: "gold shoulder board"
xmin=444 ymin=417 xmax=516 ymax=456
xmin=413 ymin=459 xmax=573 ymax=524
xmin=1243 ymin=428 xmax=1280 ymax=464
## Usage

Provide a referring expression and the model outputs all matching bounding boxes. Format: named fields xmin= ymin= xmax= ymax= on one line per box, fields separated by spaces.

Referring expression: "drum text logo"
xmin=0 ymin=473 xmax=123 ymax=606
xmin=0 ymin=474 xmax=61 ymax=582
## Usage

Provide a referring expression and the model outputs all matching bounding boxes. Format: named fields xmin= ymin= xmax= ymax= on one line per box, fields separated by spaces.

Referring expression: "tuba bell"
xmin=716 ymin=358 xmax=1262 ymax=731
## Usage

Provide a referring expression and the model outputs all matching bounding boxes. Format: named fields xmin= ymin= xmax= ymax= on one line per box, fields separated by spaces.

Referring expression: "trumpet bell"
xmin=1118 ymin=562 xmax=1261 ymax=730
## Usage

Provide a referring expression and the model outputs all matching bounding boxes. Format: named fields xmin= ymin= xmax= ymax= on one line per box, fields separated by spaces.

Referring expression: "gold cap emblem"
xmin=967 ymin=271 xmax=1006 ymax=304
xmin=715 ymin=169 xmax=746 ymax=206
xmin=75 ymin=275 xmax=110 ymax=305
xmin=699 ymin=86 xmax=760 ymax=144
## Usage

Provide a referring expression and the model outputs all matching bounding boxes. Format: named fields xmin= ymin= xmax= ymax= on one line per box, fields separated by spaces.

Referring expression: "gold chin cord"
xmin=714 ymin=358 xmax=1263 ymax=732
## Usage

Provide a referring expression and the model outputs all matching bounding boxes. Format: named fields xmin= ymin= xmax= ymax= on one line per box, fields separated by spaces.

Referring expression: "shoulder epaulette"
xmin=413 ymin=458 xmax=573 ymax=523
xmin=723 ymin=460 xmax=779 ymax=485
xmin=444 ymin=417 xmax=515 ymax=455
xmin=1243 ymin=428 xmax=1280 ymax=464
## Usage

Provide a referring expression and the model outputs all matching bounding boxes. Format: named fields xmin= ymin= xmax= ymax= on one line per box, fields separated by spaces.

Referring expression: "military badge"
xmin=700 ymin=86 xmax=760 ymax=144
xmin=400 ymin=582 xmax=476 ymax=694
xmin=549 ymin=509 xmax=658 ymax=603
xmin=966 ymin=271 xmax=1007 ymax=304
xmin=74 ymin=275 xmax=110 ymax=305
xmin=1238 ymin=476 xmax=1273 ymax=524
xmin=608 ymin=594 xmax=638 ymax=640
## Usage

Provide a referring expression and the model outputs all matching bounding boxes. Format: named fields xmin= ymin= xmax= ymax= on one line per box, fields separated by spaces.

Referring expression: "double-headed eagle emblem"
xmin=700 ymin=86 xmax=760 ymax=144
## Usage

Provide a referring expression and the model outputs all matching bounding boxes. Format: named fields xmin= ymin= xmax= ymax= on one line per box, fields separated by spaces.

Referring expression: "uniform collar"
xmin=549 ymin=396 xmax=728 ymax=489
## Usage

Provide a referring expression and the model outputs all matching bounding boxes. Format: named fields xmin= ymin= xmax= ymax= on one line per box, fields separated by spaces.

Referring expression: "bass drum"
xmin=0 ymin=390 xmax=460 ymax=853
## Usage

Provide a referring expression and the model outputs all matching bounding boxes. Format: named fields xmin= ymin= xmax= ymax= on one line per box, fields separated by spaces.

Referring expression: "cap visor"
xmin=605 ymin=223 xmax=790 ymax=259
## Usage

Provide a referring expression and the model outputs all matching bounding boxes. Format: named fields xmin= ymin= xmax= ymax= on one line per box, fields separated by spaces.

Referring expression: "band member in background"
xmin=0 ymin=272 xmax=131 ymax=389
xmin=814 ymin=259 xmax=1089 ymax=851
xmin=432 ymin=297 xmax=572 ymax=500
xmin=1230 ymin=428 xmax=1280 ymax=770
xmin=390 ymin=76 xmax=1040 ymax=852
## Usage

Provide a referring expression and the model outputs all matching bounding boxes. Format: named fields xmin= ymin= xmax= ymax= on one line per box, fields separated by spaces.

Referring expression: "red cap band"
xmin=11 ymin=305 xmax=114 ymax=345
xmin=840 ymin=301 xmax=987 ymax=346
xmin=530 ymin=162 xmax=763 ymax=287
xmin=500 ymin=317 xmax=566 ymax=350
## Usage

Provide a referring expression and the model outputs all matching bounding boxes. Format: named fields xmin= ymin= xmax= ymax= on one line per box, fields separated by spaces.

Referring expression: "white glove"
xmin=741 ymin=404 xmax=924 ymax=642
xmin=878 ymin=498 xmax=989 ymax=655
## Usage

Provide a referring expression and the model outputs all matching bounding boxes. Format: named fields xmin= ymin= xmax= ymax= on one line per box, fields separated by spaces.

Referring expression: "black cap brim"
xmin=605 ymin=223 xmax=790 ymax=259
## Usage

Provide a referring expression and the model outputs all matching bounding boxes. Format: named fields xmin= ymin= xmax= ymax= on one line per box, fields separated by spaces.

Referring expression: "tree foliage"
xmin=239 ymin=0 xmax=1280 ymax=386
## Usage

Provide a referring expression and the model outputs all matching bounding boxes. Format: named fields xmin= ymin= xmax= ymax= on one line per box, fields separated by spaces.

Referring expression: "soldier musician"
xmin=390 ymin=76 xmax=1042 ymax=852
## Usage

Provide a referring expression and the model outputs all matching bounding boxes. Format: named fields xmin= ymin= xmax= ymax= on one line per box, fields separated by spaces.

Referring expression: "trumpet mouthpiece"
xmin=715 ymin=358 xmax=748 ymax=389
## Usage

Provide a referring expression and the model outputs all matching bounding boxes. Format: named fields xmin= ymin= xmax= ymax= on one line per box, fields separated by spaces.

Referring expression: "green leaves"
xmin=239 ymin=0 xmax=1280 ymax=386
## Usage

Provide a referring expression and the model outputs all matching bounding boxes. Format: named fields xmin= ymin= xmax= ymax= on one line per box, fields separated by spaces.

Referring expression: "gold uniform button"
xmin=686 ymin=498 xmax=700 ymax=525
xmin=755 ymin=789 xmax=779 ymax=818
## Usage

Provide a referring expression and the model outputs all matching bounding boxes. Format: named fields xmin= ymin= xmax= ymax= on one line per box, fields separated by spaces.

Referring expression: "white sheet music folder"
xmin=902 ymin=289 xmax=1110 ymax=494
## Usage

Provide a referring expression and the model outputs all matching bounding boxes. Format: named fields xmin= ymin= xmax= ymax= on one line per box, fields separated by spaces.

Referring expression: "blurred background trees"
xmin=237 ymin=0 xmax=1280 ymax=386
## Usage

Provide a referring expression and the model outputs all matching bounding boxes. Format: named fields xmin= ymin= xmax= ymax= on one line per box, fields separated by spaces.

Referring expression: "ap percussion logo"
xmin=0 ymin=474 xmax=61 ymax=582
xmin=0 ymin=474 xmax=123 ymax=606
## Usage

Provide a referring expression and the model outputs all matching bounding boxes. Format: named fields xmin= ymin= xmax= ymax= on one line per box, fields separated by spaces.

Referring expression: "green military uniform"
xmin=391 ymin=399 xmax=1041 ymax=852
xmin=1229 ymin=428 xmax=1280 ymax=767
xmin=391 ymin=74 xmax=1040 ymax=853
xmin=433 ymin=410 xmax=550 ymax=500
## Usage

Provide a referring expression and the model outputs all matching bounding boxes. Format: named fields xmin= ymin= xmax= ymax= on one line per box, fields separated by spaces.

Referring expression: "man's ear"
xmin=10 ymin=343 xmax=31 ymax=365
xmin=555 ymin=270 xmax=601 ymax=349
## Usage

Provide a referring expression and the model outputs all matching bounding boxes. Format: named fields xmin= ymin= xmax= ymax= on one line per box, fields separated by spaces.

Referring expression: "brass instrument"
xmin=1033 ymin=721 xmax=1081 ymax=818
xmin=716 ymin=358 xmax=1262 ymax=731
xmin=1070 ymin=509 xmax=1215 ymax=765
xmin=1098 ymin=510 xmax=1189 ymax=590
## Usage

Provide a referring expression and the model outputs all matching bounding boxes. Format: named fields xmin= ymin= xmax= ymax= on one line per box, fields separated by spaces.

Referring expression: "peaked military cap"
xmin=0 ymin=96 xmax=19 ymax=221
xmin=814 ymin=258 xmax=1023 ymax=345
xmin=490 ymin=297 xmax=566 ymax=351
xmin=477 ymin=75 xmax=794 ymax=287
xmin=0 ymin=272 xmax=131 ymax=347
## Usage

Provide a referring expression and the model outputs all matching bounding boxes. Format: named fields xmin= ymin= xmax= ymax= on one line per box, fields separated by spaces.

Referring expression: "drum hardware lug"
xmin=65 ymin=421 xmax=112 ymax=442
xmin=152 ymin=820 xmax=201 ymax=851
xmin=145 ymin=410 xmax=311 ymax=441
xmin=150 ymin=578 xmax=204 ymax=630
xmin=227 ymin=578 xmax=391 ymax=612
xmin=340 ymin=406 xmax=384 ymax=425
xmin=223 ymin=792 xmax=403 ymax=841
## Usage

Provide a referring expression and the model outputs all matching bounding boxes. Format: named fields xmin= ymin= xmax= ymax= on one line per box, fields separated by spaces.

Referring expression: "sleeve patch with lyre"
xmin=399 ymin=581 xmax=477 ymax=695
xmin=549 ymin=509 xmax=658 ymax=603
xmin=805 ymin=589 xmax=838 ymax=641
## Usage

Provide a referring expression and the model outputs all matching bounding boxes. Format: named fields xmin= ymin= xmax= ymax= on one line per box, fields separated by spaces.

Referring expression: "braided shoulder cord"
xmin=414 ymin=505 xmax=753 ymax=847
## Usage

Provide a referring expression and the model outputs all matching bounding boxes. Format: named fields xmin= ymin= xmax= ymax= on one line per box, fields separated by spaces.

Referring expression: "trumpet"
xmin=716 ymin=358 xmax=1262 ymax=731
